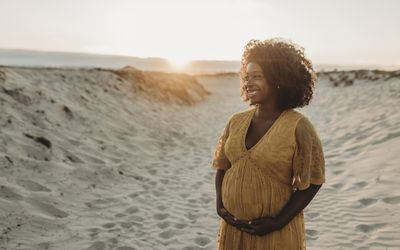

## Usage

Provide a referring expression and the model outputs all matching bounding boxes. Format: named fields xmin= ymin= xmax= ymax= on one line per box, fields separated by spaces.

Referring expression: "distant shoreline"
xmin=1 ymin=48 xmax=398 ymax=74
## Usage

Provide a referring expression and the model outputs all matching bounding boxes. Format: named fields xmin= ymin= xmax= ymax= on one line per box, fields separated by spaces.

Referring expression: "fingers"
xmin=251 ymin=216 xmax=274 ymax=224
xmin=240 ymin=227 xmax=255 ymax=234
xmin=249 ymin=219 xmax=264 ymax=225
xmin=238 ymin=223 xmax=266 ymax=235
xmin=218 ymin=209 xmax=254 ymax=229
xmin=230 ymin=216 xmax=251 ymax=227
xmin=225 ymin=216 xmax=249 ymax=229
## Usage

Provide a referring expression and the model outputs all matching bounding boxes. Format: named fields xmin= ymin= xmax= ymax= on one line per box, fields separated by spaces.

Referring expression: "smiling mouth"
xmin=247 ymin=90 xmax=259 ymax=97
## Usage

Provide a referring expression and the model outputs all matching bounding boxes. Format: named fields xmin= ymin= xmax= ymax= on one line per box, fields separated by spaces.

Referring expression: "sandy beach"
xmin=1 ymin=66 xmax=400 ymax=249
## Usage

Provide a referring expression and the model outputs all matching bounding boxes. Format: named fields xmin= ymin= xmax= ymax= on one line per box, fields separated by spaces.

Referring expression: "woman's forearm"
xmin=275 ymin=184 xmax=322 ymax=228
xmin=215 ymin=169 xmax=225 ymax=209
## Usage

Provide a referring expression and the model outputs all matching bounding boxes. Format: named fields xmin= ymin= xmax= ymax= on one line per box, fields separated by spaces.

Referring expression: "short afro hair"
xmin=239 ymin=38 xmax=317 ymax=110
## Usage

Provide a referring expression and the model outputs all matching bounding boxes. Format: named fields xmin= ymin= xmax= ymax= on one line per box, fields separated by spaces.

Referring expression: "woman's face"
xmin=244 ymin=62 xmax=274 ymax=106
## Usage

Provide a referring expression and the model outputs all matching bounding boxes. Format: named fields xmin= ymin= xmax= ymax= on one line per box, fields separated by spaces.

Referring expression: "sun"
xmin=167 ymin=56 xmax=191 ymax=69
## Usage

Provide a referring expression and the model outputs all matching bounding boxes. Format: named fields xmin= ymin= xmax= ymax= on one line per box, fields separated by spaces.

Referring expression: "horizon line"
xmin=1 ymin=46 xmax=399 ymax=69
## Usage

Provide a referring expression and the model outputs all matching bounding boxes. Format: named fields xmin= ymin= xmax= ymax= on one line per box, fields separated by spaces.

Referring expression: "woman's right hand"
xmin=217 ymin=207 xmax=251 ymax=230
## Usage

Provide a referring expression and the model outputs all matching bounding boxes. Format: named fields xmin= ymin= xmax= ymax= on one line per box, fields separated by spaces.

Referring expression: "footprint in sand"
xmin=153 ymin=213 xmax=169 ymax=220
xmin=0 ymin=155 xmax=13 ymax=168
xmin=151 ymin=189 xmax=164 ymax=197
xmin=179 ymin=193 xmax=190 ymax=199
xmin=158 ymin=229 xmax=180 ymax=239
xmin=0 ymin=185 xmax=23 ymax=200
xmin=2 ymin=87 xmax=32 ymax=105
xmin=101 ymin=222 xmax=116 ymax=229
xmin=156 ymin=205 xmax=168 ymax=210
xmin=156 ymin=221 xmax=170 ymax=229
xmin=194 ymin=236 xmax=211 ymax=246
xmin=87 ymin=228 xmax=100 ymax=238
xmin=332 ymin=169 xmax=344 ymax=175
xmin=85 ymin=197 xmax=119 ymax=209
xmin=199 ymin=193 xmax=213 ymax=204
xmin=115 ymin=247 xmax=136 ymax=250
xmin=382 ymin=196 xmax=400 ymax=205
xmin=147 ymin=168 xmax=157 ymax=175
xmin=159 ymin=178 xmax=169 ymax=185
xmin=187 ymin=198 xmax=198 ymax=204
xmin=16 ymin=179 xmax=51 ymax=192
xmin=184 ymin=212 xmax=197 ymax=221
xmin=120 ymin=222 xmax=137 ymax=229
xmin=128 ymin=215 xmax=144 ymax=223
xmin=354 ymin=181 xmax=368 ymax=188
xmin=306 ymin=212 xmax=320 ymax=219
xmin=182 ymin=246 xmax=201 ymax=250
xmin=174 ymin=223 xmax=188 ymax=229
xmin=355 ymin=223 xmax=388 ymax=233
xmin=332 ymin=183 xmax=345 ymax=189
xmin=85 ymin=241 xmax=106 ymax=250
xmin=27 ymin=198 xmax=69 ymax=218
xmin=124 ymin=206 xmax=139 ymax=214
xmin=37 ymin=242 xmax=51 ymax=249
xmin=306 ymin=229 xmax=318 ymax=236
xmin=358 ymin=198 xmax=378 ymax=206
xmin=0 ymin=71 xmax=5 ymax=82
xmin=64 ymin=152 xmax=84 ymax=163
xmin=306 ymin=229 xmax=319 ymax=240
xmin=191 ymin=181 xmax=203 ymax=189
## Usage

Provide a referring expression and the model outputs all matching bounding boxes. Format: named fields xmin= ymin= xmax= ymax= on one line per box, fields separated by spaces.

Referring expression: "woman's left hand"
xmin=239 ymin=216 xmax=282 ymax=236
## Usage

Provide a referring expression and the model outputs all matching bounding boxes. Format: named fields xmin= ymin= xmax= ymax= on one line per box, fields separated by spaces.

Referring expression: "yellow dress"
xmin=211 ymin=107 xmax=326 ymax=250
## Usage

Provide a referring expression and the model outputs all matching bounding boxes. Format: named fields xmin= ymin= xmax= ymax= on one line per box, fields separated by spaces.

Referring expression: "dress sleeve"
xmin=211 ymin=117 xmax=232 ymax=171
xmin=292 ymin=116 xmax=326 ymax=191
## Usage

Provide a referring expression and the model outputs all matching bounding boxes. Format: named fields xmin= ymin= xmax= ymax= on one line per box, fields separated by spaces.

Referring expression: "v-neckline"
xmin=243 ymin=107 xmax=288 ymax=152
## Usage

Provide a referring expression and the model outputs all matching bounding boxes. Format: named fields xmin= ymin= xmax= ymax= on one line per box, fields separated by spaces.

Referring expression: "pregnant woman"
xmin=212 ymin=38 xmax=326 ymax=249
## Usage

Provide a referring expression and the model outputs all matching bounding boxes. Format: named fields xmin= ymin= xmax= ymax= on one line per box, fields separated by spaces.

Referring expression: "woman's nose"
xmin=244 ymin=81 xmax=255 ymax=90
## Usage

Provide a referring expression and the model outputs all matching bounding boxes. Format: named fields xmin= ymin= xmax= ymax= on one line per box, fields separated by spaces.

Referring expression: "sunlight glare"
xmin=167 ymin=56 xmax=191 ymax=69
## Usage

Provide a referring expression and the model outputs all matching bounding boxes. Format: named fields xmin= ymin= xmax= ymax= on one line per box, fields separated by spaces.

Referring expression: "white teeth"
xmin=248 ymin=91 xmax=258 ymax=96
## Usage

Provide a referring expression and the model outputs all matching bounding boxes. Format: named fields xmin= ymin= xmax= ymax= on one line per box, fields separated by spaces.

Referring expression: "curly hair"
xmin=239 ymin=38 xmax=317 ymax=110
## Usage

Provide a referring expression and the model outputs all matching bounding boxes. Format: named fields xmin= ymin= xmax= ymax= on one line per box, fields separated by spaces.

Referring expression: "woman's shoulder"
xmin=228 ymin=108 xmax=254 ymax=123
xmin=233 ymin=107 xmax=254 ymax=117
xmin=293 ymin=112 xmax=322 ymax=141
xmin=287 ymin=108 xmax=306 ymax=121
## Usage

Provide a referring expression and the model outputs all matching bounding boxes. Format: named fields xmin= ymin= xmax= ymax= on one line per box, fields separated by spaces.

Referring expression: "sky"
xmin=1 ymin=0 xmax=399 ymax=67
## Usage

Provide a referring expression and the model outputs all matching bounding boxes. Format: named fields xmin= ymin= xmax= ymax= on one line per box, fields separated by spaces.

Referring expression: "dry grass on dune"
xmin=317 ymin=69 xmax=400 ymax=87
xmin=114 ymin=66 xmax=211 ymax=105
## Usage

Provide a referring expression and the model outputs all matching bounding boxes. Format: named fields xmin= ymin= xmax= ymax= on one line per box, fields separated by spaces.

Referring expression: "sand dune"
xmin=0 ymin=66 xmax=399 ymax=249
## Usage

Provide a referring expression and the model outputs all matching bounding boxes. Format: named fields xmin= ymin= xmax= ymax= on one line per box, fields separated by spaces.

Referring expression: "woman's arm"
xmin=215 ymin=169 xmax=225 ymax=210
xmin=239 ymin=184 xmax=322 ymax=236
xmin=275 ymin=183 xmax=322 ymax=228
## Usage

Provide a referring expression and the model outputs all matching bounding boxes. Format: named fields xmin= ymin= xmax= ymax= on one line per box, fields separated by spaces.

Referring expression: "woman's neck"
xmin=254 ymin=104 xmax=283 ymax=121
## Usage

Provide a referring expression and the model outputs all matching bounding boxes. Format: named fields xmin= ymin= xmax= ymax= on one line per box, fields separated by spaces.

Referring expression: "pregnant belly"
xmin=221 ymin=165 xmax=290 ymax=220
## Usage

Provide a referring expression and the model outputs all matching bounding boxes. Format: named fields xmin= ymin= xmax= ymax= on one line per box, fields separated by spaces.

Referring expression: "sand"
xmin=0 ymin=66 xmax=399 ymax=249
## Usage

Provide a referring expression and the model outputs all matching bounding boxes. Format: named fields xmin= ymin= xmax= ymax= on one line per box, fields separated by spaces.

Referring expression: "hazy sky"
xmin=1 ymin=0 xmax=399 ymax=67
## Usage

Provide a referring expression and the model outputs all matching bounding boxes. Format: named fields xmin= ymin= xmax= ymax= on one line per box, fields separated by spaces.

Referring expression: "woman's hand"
xmin=216 ymin=206 xmax=281 ymax=236
xmin=237 ymin=184 xmax=324 ymax=236
xmin=238 ymin=216 xmax=282 ymax=236
xmin=217 ymin=207 xmax=252 ymax=230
